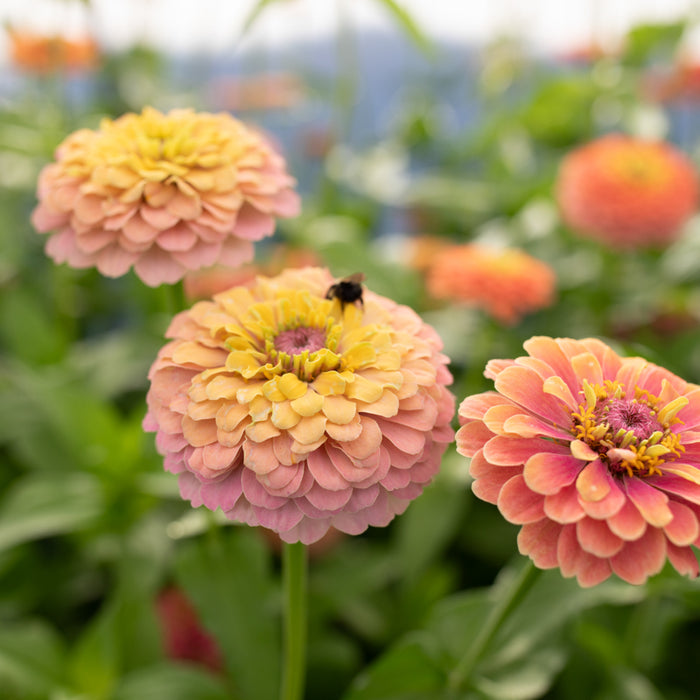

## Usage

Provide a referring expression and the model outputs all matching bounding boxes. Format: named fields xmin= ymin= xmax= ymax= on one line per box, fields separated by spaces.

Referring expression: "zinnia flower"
xmin=31 ymin=107 xmax=300 ymax=286
xmin=556 ymin=134 xmax=699 ymax=248
xmin=8 ymin=27 xmax=99 ymax=74
xmin=144 ymin=267 xmax=455 ymax=544
xmin=456 ymin=336 xmax=700 ymax=586
xmin=426 ymin=243 xmax=556 ymax=325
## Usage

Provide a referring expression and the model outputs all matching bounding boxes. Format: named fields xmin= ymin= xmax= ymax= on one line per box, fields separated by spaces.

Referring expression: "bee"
xmin=325 ymin=272 xmax=366 ymax=310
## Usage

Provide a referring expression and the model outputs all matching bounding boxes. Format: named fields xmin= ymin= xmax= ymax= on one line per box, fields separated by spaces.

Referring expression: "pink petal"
xmin=664 ymin=500 xmax=699 ymax=546
xmin=253 ymin=501 xmax=304 ymax=533
xmin=455 ymin=421 xmax=495 ymax=457
xmin=157 ymin=223 xmax=198 ymax=251
xmin=304 ymin=482 xmax=352 ymax=511
xmin=471 ymin=466 xmax=522 ymax=503
xmin=494 ymin=365 xmax=572 ymax=427
xmin=544 ymin=482 xmax=585 ymax=523
xmin=576 ymin=517 xmax=624 ymax=557
xmin=579 ymin=478 xmax=626 ymax=519
xmin=607 ymin=498 xmax=648 ymax=541
xmin=307 ymin=448 xmax=350 ymax=490
xmin=95 ymin=244 xmax=139 ymax=277
xmin=648 ymin=473 xmax=700 ymax=506
xmin=556 ymin=523 xmax=612 ymax=586
xmin=523 ymin=452 xmax=583 ymax=495
xmin=625 ymin=478 xmax=673 ymax=527
xmin=483 ymin=436 xmax=568 ymax=466
xmin=576 ymin=459 xmax=612 ymax=502
xmin=133 ymin=247 xmax=186 ymax=287
xmin=376 ymin=419 xmax=425 ymax=455
xmin=200 ymin=471 xmax=243 ymax=510
xmin=666 ymin=542 xmax=700 ymax=577
xmin=517 ymin=519 xmax=562 ymax=568
xmin=270 ymin=188 xmax=301 ymax=217
xmin=496 ymin=474 xmax=546 ymax=524
xmin=217 ymin=237 xmax=255 ymax=268
xmin=234 ymin=203 xmax=275 ymax=241
xmin=458 ymin=392 xmax=507 ymax=421
xmin=610 ymin=527 xmax=667 ymax=584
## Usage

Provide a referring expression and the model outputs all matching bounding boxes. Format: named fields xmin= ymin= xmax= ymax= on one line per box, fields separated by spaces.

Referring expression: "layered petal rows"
xmin=32 ymin=107 xmax=300 ymax=286
xmin=144 ymin=267 xmax=455 ymax=544
xmin=456 ymin=336 xmax=700 ymax=586
xmin=556 ymin=133 xmax=699 ymax=249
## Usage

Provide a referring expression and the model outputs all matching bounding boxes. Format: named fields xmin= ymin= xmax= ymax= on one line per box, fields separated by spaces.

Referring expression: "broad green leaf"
xmin=112 ymin=663 xmax=232 ymax=700
xmin=599 ymin=666 xmax=667 ymax=700
xmin=472 ymin=645 xmax=567 ymax=700
xmin=175 ymin=527 xmax=280 ymax=700
xmin=0 ymin=473 xmax=103 ymax=552
xmin=0 ymin=620 xmax=68 ymax=698
xmin=394 ymin=471 xmax=468 ymax=582
xmin=342 ymin=632 xmax=447 ymax=700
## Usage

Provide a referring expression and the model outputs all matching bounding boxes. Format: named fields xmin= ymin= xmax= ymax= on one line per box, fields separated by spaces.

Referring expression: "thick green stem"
xmin=447 ymin=559 xmax=541 ymax=692
xmin=280 ymin=541 xmax=308 ymax=700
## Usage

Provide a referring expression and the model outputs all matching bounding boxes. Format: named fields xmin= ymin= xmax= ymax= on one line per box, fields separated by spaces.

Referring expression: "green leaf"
xmin=112 ymin=663 xmax=232 ymax=700
xmin=0 ymin=473 xmax=103 ymax=552
xmin=394 ymin=473 xmax=468 ymax=582
xmin=175 ymin=528 xmax=280 ymax=700
xmin=0 ymin=619 xmax=68 ymax=698
xmin=342 ymin=633 xmax=447 ymax=700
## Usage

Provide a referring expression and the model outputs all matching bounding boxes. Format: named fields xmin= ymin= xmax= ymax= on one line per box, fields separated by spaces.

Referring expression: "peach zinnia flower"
xmin=144 ymin=267 xmax=455 ymax=544
xmin=31 ymin=107 xmax=300 ymax=286
xmin=456 ymin=337 xmax=700 ymax=586
xmin=426 ymin=244 xmax=556 ymax=324
xmin=556 ymin=134 xmax=699 ymax=248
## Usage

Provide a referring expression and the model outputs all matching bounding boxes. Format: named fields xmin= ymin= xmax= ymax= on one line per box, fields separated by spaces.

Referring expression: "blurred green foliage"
xmin=0 ymin=8 xmax=698 ymax=700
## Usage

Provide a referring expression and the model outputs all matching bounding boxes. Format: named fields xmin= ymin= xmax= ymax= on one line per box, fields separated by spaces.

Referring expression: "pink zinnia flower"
xmin=144 ymin=267 xmax=455 ymax=544
xmin=456 ymin=336 xmax=700 ymax=586
xmin=426 ymin=243 xmax=556 ymax=325
xmin=31 ymin=107 xmax=300 ymax=286
xmin=556 ymin=134 xmax=699 ymax=249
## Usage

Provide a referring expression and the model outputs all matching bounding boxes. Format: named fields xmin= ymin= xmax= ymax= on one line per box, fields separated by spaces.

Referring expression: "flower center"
xmin=571 ymin=379 xmax=687 ymax=477
xmin=274 ymin=326 xmax=327 ymax=355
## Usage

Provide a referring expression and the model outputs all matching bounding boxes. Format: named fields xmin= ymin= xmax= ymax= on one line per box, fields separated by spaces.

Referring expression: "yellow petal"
xmin=345 ymin=374 xmax=384 ymax=403
xmin=277 ymin=373 xmax=308 ymax=400
xmin=290 ymin=390 xmax=325 ymax=417
xmin=288 ymin=414 xmax=327 ymax=444
xmin=342 ymin=342 xmax=377 ymax=370
xmin=321 ymin=395 xmax=357 ymax=424
xmin=312 ymin=370 xmax=348 ymax=396
xmin=271 ymin=402 xmax=302 ymax=429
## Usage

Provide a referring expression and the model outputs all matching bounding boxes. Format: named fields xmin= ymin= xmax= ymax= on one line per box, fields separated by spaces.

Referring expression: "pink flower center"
xmin=274 ymin=326 xmax=326 ymax=355
xmin=605 ymin=399 xmax=659 ymax=440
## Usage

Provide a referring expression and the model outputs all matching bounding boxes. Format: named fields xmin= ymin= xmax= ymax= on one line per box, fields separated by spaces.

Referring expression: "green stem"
xmin=447 ymin=559 xmax=541 ymax=692
xmin=280 ymin=541 xmax=308 ymax=700
xmin=163 ymin=280 xmax=187 ymax=316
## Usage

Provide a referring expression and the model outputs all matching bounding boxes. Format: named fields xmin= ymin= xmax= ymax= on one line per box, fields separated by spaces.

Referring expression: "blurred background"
xmin=1 ymin=1 xmax=700 ymax=699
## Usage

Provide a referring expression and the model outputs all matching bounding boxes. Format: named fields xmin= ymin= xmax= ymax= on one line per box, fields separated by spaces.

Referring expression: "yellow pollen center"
xmin=571 ymin=379 xmax=686 ymax=477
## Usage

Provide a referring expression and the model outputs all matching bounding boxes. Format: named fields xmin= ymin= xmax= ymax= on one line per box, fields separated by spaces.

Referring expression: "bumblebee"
xmin=325 ymin=273 xmax=366 ymax=309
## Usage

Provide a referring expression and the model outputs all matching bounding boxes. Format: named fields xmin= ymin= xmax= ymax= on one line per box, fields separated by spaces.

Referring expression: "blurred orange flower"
xmin=7 ymin=27 xmax=99 ymax=74
xmin=556 ymin=134 xmax=699 ymax=249
xmin=426 ymin=243 xmax=556 ymax=324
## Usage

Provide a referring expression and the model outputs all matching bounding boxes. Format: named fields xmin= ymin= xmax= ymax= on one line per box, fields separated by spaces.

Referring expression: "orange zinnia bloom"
xmin=8 ymin=28 xmax=99 ymax=74
xmin=426 ymin=243 xmax=556 ymax=325
xmin=556 ymin=134 xmax=699 ymax=249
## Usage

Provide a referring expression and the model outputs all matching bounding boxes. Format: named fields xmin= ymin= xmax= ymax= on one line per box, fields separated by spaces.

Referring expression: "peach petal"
xmin=557 ymin=524 xmax=612 ymax=586
xmin=328 ymin=446 xmax=376 ymax=483
xmin=217 ymin=237 xmax=254 ymax=268
xmin=502 ymin=413 xmax=573 ymax=440
xmin=202 ymin=442 xmax=239 ymax=470
xmin=133 ymin=247 xmax=186 ymax=286
xmin=123 ymin=212 xmax=159 ymax=243
xmin=234 ymin=203 xmax=276 ymax=241
xmin=376 ymin=419 xmax=425 ymax=455
xmin=664 ymin=500 xmax=699 ymax=546
xmin=570 ymin=352 xmax=604 ymax=387
xmin=523 ymin=453 xmax=583 ymax=495
xmin=288 ymin=414 xmax=327 ymax=445
xmin=541 ymin=375 xmax=577 ymax=410
xmin=157 ymin=224 xmax=198 ymax=252
xmin=648 ymin=474 xmax=700 ymax=506
xmin=544 ymin=482 xmax=585 ymax=523
xmin=178 ymin=472 xmax=204 ymax=507
xmin=325 ymin=416 xmax=363 ymax=442
xmin=74 ymin=194 xmax=104 ymax=224
xmin=341 ymin=416 xmax=382 ymax=460
xmin=607 ymin=498 xmax=648 ymax=541
xmin=241 ymin=468 xmax=288 ymax=508
xmin=245 ymin=420 xmax=281 ymax=443
xmin=579 ymin=479 xmax=626 ymax=519
xmin=517 ymin=519 xmax=562 ymax=568
xmin=494 ymin=365 xmax=572 ymax=427
xmin=472 ymin=466 xmax=524 ymax=503
xmin=259 ymin=463 xmax=303 ymax=493
xmin=322 ymin=395 xmax=357 ymax=424
xmin=181 ymin=416 xmax=218 ymax=447
xmin=455 ymin=421 xmax=495 ymax=457
xmin=497 ymin=475 xmax=547 ymax=524
xmin=140 ymin=204 xmax=180 ymax=230
xmin=625 ymin=478 xmax=673 ymax=527
xmin=666 ymin=542 xmax=700 ymax=577
xmin=576 ymin=459 xmax=612 ymax=502
xmin=458 ymin=392 xmax=507 ymax=421
xmin=96 ymin=244 xmax=140 ymax=277
xmin=610 ymin=527 xmax=667 ymax=584
xmin=484 ymin=436 xmax=568 ymax=466
xmin=280 ymin=517 xmax=333 ymax=545
xmin=167 ymin=190 xmax=202 ymax=220
xmin=576 ymin=517 xmax=624 ymax=557
xmin=243 ymin=440 xmax=280 ymax=475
